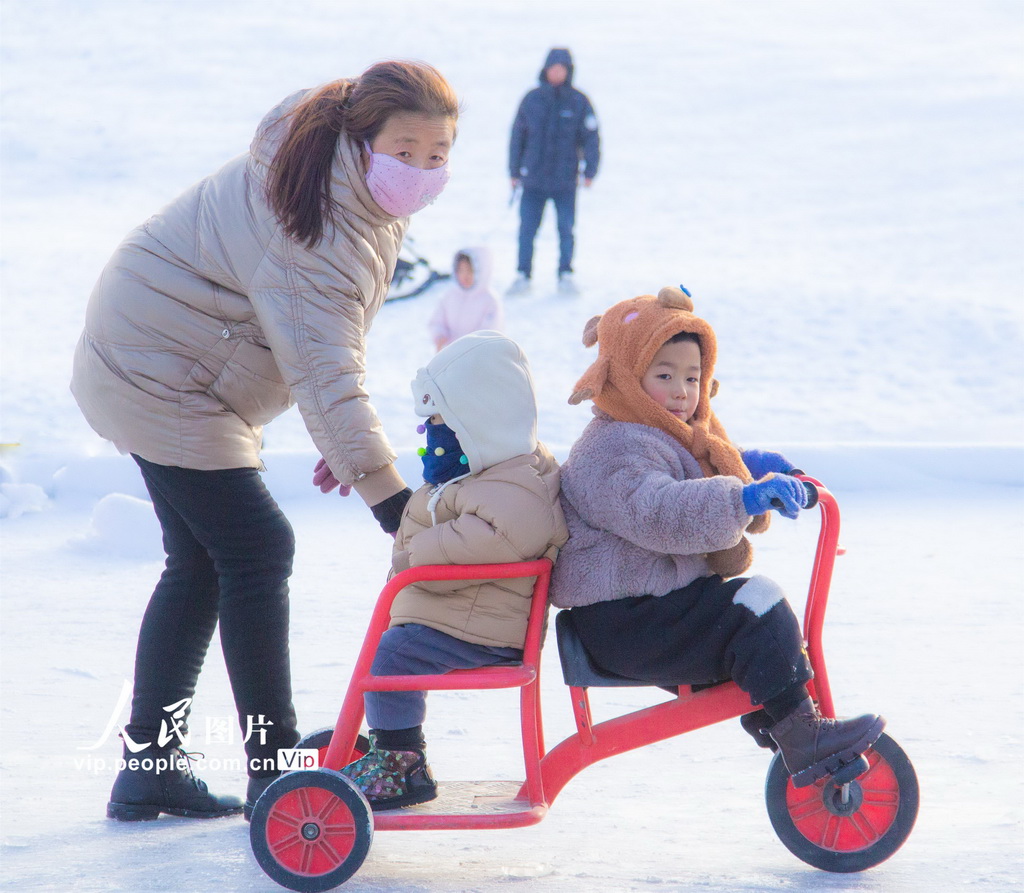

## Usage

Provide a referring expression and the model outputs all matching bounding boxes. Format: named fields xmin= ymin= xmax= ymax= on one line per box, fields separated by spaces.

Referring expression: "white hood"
xmin=452 ymin=246 xmax=494 ymax=293
xmin=412 ymin=331 xmax=538 ymax=474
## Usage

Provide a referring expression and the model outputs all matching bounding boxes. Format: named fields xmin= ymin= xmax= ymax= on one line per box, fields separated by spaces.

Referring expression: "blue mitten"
xmin=741 ymin=448 xmax=795 ymax=479
xmin=742 ymin=475 xmax=808 ymax=520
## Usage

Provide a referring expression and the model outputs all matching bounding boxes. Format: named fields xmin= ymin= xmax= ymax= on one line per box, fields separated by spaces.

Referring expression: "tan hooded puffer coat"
xmin=71 ymin=87 xmax=407 ymax=502
xmin=388 ymin=332 xmax=569 ymax=649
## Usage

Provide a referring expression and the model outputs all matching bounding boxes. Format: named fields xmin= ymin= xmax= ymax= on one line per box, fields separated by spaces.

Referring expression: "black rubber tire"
xmin=765 ymin=732 xmax=919 ymax=872
xmin=250 ymin=769 xmax=373 ymax=892
xmin=295 ymin=728 xmax=371 ymax=770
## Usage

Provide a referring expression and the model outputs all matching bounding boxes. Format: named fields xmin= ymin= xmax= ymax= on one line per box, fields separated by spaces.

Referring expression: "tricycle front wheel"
xmin=765 ymin=732 xmax=919 ymax=872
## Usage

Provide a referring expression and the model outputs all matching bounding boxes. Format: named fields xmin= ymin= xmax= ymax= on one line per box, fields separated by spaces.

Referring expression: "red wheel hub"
xmin=265 ymin=786 xmax=359 ymax=876
xmin=784 ymin=749 xmax=901 ymax=852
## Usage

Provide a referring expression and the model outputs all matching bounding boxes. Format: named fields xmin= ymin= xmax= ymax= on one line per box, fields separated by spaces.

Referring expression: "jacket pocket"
xmin=209 ymin=338 xmax=293 ymax=427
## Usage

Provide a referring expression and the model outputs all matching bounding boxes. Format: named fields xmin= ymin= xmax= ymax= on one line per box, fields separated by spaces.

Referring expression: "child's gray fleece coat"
xmin=550 ymin=410 xmax=754 ymax=609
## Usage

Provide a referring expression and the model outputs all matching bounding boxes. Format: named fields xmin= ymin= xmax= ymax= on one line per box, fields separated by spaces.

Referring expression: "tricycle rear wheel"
xmin=765 ymin=732 xmax=919 ymax=872
xmin=296 ymin=728 xmax=370 ymax=770
xmin=250 ymin=769 xmax=373 ymax=892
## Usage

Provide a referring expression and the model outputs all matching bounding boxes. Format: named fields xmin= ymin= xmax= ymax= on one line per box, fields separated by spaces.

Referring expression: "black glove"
xmin=370 ymin=488 xmax=413 ymax=535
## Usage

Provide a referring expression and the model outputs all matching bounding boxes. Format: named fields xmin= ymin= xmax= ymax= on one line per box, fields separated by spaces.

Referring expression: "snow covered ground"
xmin=2 ymin=1 xmax=1022 ymax=890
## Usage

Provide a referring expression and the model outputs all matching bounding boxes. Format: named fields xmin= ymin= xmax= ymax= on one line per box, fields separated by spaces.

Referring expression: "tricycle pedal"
xmin=830 ymin=754 xmax=870 ymax=785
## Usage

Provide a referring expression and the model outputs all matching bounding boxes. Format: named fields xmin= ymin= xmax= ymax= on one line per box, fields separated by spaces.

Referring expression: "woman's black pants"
xmin=125 ymin=456 xmax=299 ymax=776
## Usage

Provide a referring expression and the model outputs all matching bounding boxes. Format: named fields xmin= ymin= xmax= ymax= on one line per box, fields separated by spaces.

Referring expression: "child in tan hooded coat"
xmin=342 ymin=331 xmax=567 ymax=809
xmin=551 ymin=286 xmax=884 ymax=787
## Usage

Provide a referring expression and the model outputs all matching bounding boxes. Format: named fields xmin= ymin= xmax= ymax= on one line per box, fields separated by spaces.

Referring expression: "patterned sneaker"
xmin=338 ymin=730 xmax=382 ymax=780
xmin=341 ymin=745 xmax=437 ymax=811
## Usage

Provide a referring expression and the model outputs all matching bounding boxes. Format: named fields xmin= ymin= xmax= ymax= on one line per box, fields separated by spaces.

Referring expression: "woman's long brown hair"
xmin=267 ymin=61 xmax=460 ymax=248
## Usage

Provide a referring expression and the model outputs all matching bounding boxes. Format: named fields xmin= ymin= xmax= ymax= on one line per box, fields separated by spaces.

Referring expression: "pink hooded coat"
xmin=427 ymin=247 xmax=504 ymax=346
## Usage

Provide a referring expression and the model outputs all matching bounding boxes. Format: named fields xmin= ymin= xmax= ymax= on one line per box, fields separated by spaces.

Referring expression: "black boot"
xmin=768 ymin=698 xmax=885 ymax=788
xmin=244 ymin=774 xmax=280 ymax=822
xmin=107 ymin=745 xmax=243 ymax=820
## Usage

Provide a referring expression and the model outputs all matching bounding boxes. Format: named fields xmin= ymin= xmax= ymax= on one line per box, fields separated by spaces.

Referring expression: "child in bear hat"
xmin=341 ymin=330 xmax=568 ymax=809
xmin=550 ymin=286 xmax=884 ymax=787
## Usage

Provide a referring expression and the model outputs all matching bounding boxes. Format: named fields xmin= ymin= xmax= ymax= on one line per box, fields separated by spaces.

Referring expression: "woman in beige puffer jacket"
xmin=78 ymin=61 xmax=461 ymax=823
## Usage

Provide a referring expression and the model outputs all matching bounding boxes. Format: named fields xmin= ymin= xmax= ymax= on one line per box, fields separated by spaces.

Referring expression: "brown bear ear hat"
xmin=569 ymin=285 xmax=768 ymax=577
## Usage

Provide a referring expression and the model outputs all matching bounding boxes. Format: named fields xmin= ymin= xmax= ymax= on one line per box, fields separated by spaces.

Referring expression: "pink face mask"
xmin=364 ymin=145 xmax=451 ymax=217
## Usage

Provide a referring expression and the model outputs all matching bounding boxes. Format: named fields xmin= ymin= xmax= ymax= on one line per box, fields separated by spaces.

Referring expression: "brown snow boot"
xmin=768 ymin=698 xmax=885 ymax=788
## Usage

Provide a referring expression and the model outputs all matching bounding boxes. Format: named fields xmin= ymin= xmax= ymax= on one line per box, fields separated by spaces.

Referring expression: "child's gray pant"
xmin=365 ymin=623 xmax=523 ymax=731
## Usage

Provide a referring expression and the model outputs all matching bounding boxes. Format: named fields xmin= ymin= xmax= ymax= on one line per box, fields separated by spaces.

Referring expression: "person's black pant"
xmin=517 ymin=187 xmax=577 ymax=276
xmin=125 ymin=456 xmax=299 ymax=776
xmin=567 ymin=575 xmax=813 ymax=710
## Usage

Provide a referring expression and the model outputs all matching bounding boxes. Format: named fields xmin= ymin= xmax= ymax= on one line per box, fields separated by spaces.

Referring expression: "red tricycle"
xmin=249 ymin=477 xmax=919 ymax=891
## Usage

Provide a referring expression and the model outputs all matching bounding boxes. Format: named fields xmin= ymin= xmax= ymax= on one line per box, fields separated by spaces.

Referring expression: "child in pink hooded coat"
xmin=428 ymin=247 xmax=504 ymax=351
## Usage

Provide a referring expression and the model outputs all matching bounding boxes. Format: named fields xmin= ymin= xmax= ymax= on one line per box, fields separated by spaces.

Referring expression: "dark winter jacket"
xmin=509 ymin=48 xmax=600 ymax=192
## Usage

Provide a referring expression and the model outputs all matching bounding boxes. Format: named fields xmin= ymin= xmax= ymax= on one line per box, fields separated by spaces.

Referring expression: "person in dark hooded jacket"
xmin=508 ymin=48 xmax=600 ymax=295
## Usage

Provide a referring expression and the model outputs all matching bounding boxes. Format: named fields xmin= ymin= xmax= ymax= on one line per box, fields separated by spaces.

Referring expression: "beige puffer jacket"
xmin=389 ymin=445 xmax=568 ymax=649
xmin=71 ymin=87 xmax=407 ymax=501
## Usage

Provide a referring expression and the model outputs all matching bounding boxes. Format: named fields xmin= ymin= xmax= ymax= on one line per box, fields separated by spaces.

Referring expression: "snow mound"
xmin=0 ymin=481 xmax=49 ymax=519
xmin=51 ymin=455 xmax=150 ymax=503
xmin=79 ymin=493 xmax=162 ymax=559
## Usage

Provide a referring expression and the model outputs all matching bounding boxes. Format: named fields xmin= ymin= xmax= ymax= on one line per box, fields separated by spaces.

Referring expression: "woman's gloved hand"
xmin=742 ymin=475 xmax=808 ymax=520
xmin=312 ymin=457 xmax=352 ymax=497
xmin=370 ymin=487 xmax=413 ymax=535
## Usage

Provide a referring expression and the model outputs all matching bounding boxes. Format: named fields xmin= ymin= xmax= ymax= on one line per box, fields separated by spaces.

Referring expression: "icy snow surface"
xmin=1 ymin=1 xmax=1022 ymax=891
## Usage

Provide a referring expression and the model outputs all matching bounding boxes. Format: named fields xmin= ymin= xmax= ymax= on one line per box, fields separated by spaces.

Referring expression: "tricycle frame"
xmin=322 ymin=478 xmax=840 ymax=831
xmin=250 ymin=478 xmax=917 ymax=890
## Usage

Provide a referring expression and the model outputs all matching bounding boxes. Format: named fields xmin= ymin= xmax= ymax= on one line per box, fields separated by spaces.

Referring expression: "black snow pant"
xmin=567 ymin=574 xmax=813 ymax=715
xmin=124 ymin=456 xmax=300 ymax=777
